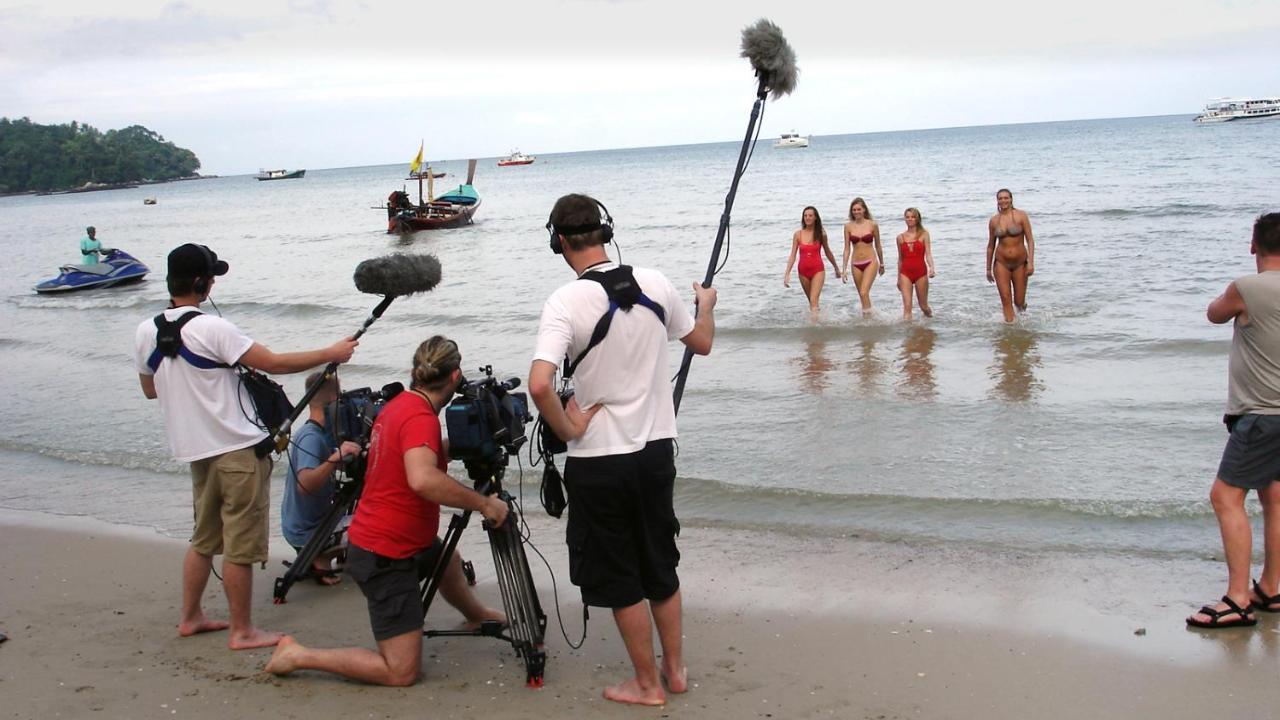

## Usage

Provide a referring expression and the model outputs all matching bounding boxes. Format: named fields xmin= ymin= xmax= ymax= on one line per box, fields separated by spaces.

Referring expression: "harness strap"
xmin=146 ymin=310 xmax=232 ymax=372
xmin=563 ymin=266 xmax=666 ymax=380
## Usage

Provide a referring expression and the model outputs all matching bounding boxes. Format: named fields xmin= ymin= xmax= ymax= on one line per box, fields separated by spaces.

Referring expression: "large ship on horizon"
xmin=1193 ymin=96 xmax=1280 ymax=123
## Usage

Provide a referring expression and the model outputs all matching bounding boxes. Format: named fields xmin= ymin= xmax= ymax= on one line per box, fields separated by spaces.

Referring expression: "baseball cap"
xmin=167 ymin=243 xmax=229 ymax=279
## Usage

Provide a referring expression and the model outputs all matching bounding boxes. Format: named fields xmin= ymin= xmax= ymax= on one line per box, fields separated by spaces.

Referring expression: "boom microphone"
xmin=740 ymin=19 xmax=798 ymax=99
xmin=354 ymin=252 xmax=441 ymax=297
xmin=672 ymin=20 xmax=797 ymax=414
xmin=269 ymin=253 xmax=442 ymax=453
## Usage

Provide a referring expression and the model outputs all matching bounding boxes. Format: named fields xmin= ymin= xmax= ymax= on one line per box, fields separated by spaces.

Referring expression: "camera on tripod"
xmin=445 ymin=366 xmax=531 ymax=477
xmin=325 ymin=381 xmax=404 ymax=447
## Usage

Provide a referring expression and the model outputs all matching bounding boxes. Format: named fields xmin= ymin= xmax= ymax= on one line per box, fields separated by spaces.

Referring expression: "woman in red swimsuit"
xmin=783 ymin=206 xmax=840 ymax=316
xmin=896 ymin=207 xmax=935 ymax=321
xmin=840 ymin=197 xmax=885 ymax=316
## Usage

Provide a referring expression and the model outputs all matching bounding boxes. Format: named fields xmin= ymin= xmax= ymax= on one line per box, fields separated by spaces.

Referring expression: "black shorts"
xmin=563 ymin=439 xmax=680 ymax=608
xmin=1219 ymin=414 xmax=1280 ymax=490
xmin=345 ymin=539 xmax=447 ymax=642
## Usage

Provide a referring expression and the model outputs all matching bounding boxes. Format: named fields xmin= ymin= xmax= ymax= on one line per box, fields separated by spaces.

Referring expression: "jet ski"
xmin=34 ymin=249 xmax=150 ymax=294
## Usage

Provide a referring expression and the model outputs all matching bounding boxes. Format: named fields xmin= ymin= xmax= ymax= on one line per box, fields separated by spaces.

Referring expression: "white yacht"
xmin=774 ymin=131 xmax=810 ymax=148
xmin=1193 ymin=97 xmax=1280 ymax=123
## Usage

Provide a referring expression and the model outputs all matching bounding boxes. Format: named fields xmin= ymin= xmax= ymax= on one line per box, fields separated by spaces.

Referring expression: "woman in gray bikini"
xmin=986 ymin=189 xmax=1035 ymax=323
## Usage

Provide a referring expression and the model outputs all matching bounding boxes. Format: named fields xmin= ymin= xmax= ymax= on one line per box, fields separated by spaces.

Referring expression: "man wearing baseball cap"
xmin=133 ymin=243 xmax=359 ymax=650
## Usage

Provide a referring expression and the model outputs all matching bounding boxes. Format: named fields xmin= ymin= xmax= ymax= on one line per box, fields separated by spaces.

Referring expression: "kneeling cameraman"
xmin=266 ymin=336 xmax=509 ymax=686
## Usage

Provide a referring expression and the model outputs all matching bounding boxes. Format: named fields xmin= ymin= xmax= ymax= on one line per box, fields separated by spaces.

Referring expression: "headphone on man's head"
xmin=193 ymin=245 xmax=216 ymax=296
xmin=546 ymin=197 xmax=614 ymax=255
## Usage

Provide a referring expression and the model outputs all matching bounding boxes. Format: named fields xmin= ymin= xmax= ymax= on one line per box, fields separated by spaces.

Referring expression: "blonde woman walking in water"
xmin=783 ymin=206 xmax=841 ymax=316
xmin=897 ymin=207 xmax=935 ymax=321
xmin=841 ymin=197 xmax=885 ymax=315
xmin=986 ymin=188 xmax=1035 ymax=323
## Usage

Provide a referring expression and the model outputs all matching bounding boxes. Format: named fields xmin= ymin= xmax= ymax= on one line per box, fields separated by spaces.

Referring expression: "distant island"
xmin=0 ymin=117 xmax=203 ymax=194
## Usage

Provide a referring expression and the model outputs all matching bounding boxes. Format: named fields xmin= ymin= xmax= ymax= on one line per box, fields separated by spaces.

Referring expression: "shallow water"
xmin=1 ymin=114 xmax=1277 ymax=559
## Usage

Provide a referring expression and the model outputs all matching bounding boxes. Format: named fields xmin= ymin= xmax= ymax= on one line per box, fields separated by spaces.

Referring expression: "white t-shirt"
xmin=134 ymin=308 xmax=267 ymax=462
xmin=533 ymin=263 xmax=695 ymax=458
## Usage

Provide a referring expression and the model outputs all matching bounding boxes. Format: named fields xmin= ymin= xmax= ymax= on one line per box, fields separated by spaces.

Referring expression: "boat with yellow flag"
xmin=382 ymin=145 xmax=479 ymax=233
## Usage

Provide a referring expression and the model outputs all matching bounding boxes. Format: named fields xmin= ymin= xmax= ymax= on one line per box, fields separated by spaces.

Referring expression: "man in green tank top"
xmin=1187 ymin=212 xmax=1280 ymax=629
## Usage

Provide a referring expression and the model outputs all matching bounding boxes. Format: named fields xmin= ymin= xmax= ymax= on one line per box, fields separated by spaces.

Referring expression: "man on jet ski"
xmin=80 ymin=226 xmax=110 ymax=265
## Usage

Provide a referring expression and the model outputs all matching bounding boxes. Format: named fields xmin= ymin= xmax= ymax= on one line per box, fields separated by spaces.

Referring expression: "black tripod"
xmin=419 ymin=451 xmax=548 ymax=687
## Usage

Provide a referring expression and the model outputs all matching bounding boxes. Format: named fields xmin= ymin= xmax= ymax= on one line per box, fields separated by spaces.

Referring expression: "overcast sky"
xmin=2 ymin=0 xmax=1276 ymax=175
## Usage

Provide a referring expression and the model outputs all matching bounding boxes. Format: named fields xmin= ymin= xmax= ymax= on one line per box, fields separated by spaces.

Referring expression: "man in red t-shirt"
xmin=266 ymin=336 xmax=509 ymax=686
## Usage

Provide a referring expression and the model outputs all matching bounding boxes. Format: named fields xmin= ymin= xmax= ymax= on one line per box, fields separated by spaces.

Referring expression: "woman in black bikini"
xmin=841 ymin=197 xmax=885 ymax=316
xmin=986 ymin=188 xmax=1036 ymax=323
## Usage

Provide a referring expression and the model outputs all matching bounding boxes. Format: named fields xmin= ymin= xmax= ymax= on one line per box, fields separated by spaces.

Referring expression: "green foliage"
xmin=0 ymin=117 xmax=201 ymax=193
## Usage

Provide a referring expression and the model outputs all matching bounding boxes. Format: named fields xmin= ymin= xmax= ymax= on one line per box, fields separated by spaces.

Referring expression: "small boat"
xmin=34 ymin=249 xmax=150 ymax=294
xmin=385 ymin=160 xmax=481 ymax=233
xmin=143 ymin=197 xmax=157 ymax=205
xmin=1194 ymin=96 xmax=1280 ymax=123
xmin=497 ymin=150 xmax=535 ymax=166
xmin=256 ymin=168 xmax=306 ymax=181
xmin=774 ymin=132 xmax=809 ymax=149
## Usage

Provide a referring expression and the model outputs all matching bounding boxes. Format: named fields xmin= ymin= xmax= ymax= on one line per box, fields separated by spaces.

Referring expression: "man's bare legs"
xmin=1255 ymin=483 xmax=1280 ymax=606
xmin=437 ymin=553 xmax=505 ymax=629
xmin=266 ymin=552 xmax=502 ymax=685
xmin=1188 ymin=478 xmax=1255 ymax=623
xmin=178 ymin=547 xmax=229 ymax=637
xmin=605 ymin=601 xmax=666 ymax=706
xmin=266 ymin=630 xmax=423 ymax=686
xmin=222 ymin=560 xmax=282 ymax=649
xmin=652 ymin=590 xmax=687 ymax=693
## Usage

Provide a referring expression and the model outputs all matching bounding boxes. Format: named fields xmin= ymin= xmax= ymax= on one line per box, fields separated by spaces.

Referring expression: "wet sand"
xmin=1 ymin=508 xmax=1277 ymax=719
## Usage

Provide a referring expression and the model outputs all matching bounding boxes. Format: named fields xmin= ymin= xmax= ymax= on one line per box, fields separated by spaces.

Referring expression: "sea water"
xmin=1 ymin=114 xmax=1277 ymax=562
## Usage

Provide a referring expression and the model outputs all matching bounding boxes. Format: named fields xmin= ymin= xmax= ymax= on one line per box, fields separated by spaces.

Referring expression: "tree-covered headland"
xmin=0 ymin=118 xmax=202 ymax=194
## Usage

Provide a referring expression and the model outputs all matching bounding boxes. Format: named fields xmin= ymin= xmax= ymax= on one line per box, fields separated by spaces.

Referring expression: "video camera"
xmin=445 ymin=365 xmax=531 ymax=478
xmin=325 ymin=381 xmax=405 ymax=447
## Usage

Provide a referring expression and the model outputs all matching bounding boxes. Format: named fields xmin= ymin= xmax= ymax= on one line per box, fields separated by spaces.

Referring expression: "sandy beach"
xmin=2 ymin=507 xmax=1277 ymax=720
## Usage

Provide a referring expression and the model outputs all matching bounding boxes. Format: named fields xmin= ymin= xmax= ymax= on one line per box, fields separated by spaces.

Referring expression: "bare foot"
xmin=264 ymin=635 xmax=302 ymax=675
xmin=662 ymin=664 xmax=689 ymax=694
xmin=312 ymin=564 xmax=341 ymax=586
xmin=229 ymin=627 xmax=283 ymax=650
xmin=177 ymin=615 xmax=229 ymax=637
xmin=921 ymin=305 xmax=933 ymax=318
xmin=461 ymin=608 xmax=507 ymax=631
xmin=603 ymin=677 xmax=666 ymax=706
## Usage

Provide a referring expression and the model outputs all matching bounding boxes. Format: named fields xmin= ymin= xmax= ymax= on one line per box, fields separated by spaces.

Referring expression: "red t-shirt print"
xmin=348 ymin=391 xmax=448 ymax=559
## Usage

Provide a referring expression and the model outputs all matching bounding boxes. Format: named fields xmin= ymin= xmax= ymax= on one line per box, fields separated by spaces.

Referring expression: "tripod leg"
xmin=273 ymin=480 xmax=360 ymax=604
xmin=419 ymin=509 xmax=472 ymax=620
xmin=486 ymin=500 xmax=547 ymax=686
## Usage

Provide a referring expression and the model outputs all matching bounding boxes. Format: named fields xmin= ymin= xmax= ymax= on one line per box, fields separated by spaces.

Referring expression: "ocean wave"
xmin=674 ymin=475 xmax=1216 ymax=522
xmin=0 ymin=440 xmax=185 ymax=475
xmin=0 ymin=335 xmax=131 ymax=363
xmin=1084 ymin=203 xmax=1227 ymax=219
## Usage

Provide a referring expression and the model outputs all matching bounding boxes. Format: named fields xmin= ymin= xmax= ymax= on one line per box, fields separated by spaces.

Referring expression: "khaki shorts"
xmin=190 ymin=447 xmax=273 ymax=565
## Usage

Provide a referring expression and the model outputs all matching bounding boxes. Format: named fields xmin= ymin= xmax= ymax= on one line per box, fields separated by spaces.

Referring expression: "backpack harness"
xmin=563 ymin=265 xmax=666 ymax=379
xmin=146 ymin=311 xmax=229 ymax=372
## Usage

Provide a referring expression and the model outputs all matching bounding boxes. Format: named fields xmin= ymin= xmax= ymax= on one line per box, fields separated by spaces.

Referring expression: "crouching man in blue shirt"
xmin=282 ymin=371 xmax=362 ymax=586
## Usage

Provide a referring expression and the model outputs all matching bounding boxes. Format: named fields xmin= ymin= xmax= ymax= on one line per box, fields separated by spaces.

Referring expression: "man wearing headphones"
xmin=528 ymin=194 xmax=716 ymax=706
xmin=133 ymin=243 xmax=359 ymax=650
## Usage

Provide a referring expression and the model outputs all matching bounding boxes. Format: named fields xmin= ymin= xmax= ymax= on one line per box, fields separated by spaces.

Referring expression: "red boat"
xmin=497 ymin=150 xmax=535 ymax=167
xmin=385 ymin=160 xmax=480 ymax=233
